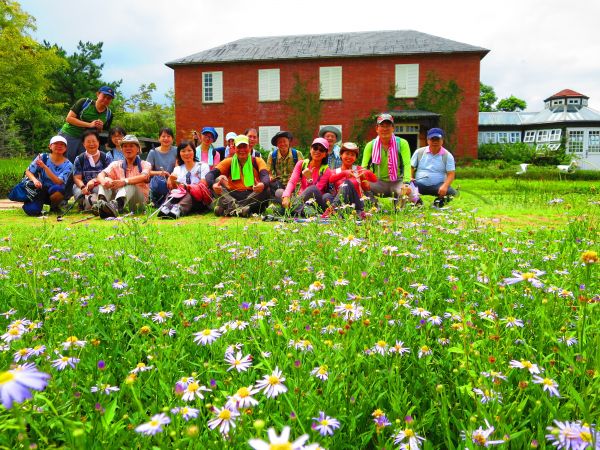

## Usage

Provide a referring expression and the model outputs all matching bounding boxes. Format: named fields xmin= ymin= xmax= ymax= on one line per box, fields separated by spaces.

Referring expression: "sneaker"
xmin=157 ymin=205 xmax=171 ymax=218
xmin=237 ymin=206 xmax=251 ymax=218
xmin=432 ymin=198 xmax=445 ymax=209
xmin=92 ymin=200 xmax=103 ymax=216
xmin=168 ymin=204 xmax=181 ymax=219
xmin=214 ymin=206 xmax=225 ymax=217
xmin=101 ymin=200 xmax=119 ymax=218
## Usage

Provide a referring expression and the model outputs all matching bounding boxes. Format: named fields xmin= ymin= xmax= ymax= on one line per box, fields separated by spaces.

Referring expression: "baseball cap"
xmin=376 ymin=113 xmax=394 ymax=124
xmin=201 ymin=127 xmax=218 ymax=141
xmin=427 ymin=128 xmax=444 ymax=139
xmin=98 ymin=86 xmax=115 ymax=98
xmin=49 ymin=135 xmax=67 ymax=146
xmin=311 ymin=137 xmax=330 ymax=150
xmin=121 ymin=134 xmax=141 ymax=147
xmin=225 ymin=132 xmax=237 ymax=141
xmin=234 ymin=135 xmax=249 ymax=147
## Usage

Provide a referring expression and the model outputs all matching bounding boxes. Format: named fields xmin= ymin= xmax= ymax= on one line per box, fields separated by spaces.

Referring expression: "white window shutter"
xmin=320 ymin=67 xmax=342 ymax=99
xmin=259 ymin=69 xmax=280 ymax=101
xmin=213 ymin=72 xmax=223 ymax=103
xmin=259 ymin=126 xmax=280 ymax=150
xmin=214 ymin=127 xmax=224 ymax=147
xmin=395 ymin=64 xmax=419 ymax=98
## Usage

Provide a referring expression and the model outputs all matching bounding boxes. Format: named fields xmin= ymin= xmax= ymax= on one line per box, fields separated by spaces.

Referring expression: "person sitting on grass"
xmin=361 ymin=113 xmax=412 ymax=203
xmin=195 ymin=127 xmax=221 ymax=169
xmin=72 ymin=129 xmax=113 ymax=212
xmin=266 ymin=130 xmax=304 ymax=200
xmin=146 ymin=127 xmax=178 ymax=207
xmin=279 ymin=137 xmax=332 ymax=217
xmin=205 ymin=135 xmax=270 ymax=218
xmin=323 ymin=142 xmax=377 ymax=219
xmin=21 ymin=136 xmax=73 ymax=217
xmin=95 ymin=135 xmax=151 ymax=218
xmin=157 ymin=141 xmax=211 ymax=219
xmin=410 ymin=127 xmax=457 ymax=208
xmin=106 ymin=127 xmax=126 ymax=161
xmin=319 ymin=126 xmax=342 ymax=170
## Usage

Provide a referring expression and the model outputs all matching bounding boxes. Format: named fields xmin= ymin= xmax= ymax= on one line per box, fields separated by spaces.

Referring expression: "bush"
xmin=478 ymin=143 xmax=536 ymax=163
xmin=0 ymin=158 xmax=30 ymax=198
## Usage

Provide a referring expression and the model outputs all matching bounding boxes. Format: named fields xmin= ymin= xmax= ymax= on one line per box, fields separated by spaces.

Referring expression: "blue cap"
xmin=201 ymin=127 xmax=218 ymax=141
xmin=427 ymin=128 xmax=444 ymax=139
xmin=98 ymin=86 xmax=115 ymax=98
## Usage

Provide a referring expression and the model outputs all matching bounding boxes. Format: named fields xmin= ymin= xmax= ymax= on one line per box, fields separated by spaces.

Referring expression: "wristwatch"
xmin=124 ymin=178 xmax=129 ymax=185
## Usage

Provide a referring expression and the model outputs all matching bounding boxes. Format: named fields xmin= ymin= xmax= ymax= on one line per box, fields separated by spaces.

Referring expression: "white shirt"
xmin=172 ymin=162 xmax=209 ymax=185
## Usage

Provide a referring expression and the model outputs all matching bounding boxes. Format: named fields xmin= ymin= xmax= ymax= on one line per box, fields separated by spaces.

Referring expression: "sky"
xmin=17 ymin=0 xmax=600 ymax=112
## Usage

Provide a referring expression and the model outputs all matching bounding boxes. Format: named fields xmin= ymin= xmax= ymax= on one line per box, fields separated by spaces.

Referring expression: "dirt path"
xmin=0 ymin=199 xmax=20 ymax=210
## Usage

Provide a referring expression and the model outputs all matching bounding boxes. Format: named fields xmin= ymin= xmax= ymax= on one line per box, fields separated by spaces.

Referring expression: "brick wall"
xmin=171 ymin=52 xmax=483 ymax=158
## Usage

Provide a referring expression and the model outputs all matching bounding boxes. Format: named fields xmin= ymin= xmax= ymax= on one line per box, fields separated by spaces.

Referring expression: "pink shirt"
xmin=102 ymin=159 xmax=152 ymax=200
xmin=283 ymin=160 xmax=331 ymax=198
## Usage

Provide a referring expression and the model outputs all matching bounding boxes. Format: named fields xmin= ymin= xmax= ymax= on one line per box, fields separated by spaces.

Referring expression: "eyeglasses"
xmin=311 ymin=145 xmax=328 ymax=153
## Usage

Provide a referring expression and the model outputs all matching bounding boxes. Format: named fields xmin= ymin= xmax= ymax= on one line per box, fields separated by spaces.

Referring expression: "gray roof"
xmin=390 ymin=109 xmax=440 ymax=119
xmin=166 ymin=30 xmax=489 ymax=66
xmin=479 ymin=106 xmax=600 ymax=126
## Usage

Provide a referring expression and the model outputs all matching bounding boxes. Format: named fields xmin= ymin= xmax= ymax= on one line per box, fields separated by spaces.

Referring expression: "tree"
xmin=479 ymin=82 xmax=497 ymax=112
xmin=0 ymin=0 xmax=64 ymax=154
xmin=44 ymin=40 xmax=122 ymax=107
xmin=284 ymin=74 xmax=321 ymax=147
xmin=496 ymin=95 xmax=527 ymax=112
xmin=115 ymin=84 xmax=175 ymax=138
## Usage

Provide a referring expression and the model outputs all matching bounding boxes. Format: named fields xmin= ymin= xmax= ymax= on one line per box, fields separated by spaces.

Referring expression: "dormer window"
xmin=551 ymin=99 xmax=564 ymax=106
xmin=567 ymin=98 xmax=581 ymax=105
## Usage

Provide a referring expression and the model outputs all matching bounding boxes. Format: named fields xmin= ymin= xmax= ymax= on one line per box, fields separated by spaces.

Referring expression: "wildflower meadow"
xmin=0 ymin=185 xmax=598 ymax=449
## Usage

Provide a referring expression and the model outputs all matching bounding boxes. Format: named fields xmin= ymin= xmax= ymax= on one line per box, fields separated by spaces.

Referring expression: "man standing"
xmin=361 ymin=114 xmax=411 ymax=199
xmin=411 ymin=128 xmax=457 ymax=208
xmin=245 ymin=128 xmax=262 ymax=158
xmin=205 ymin=135 xmax=271 ymax=217
xmin=59 ymin=86 xmax=115 ymax=162
xmin=96 ymin=135 xmax=151 ymax=217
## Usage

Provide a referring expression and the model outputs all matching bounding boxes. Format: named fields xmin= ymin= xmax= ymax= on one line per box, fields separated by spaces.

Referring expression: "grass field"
xmin=0 ymin=179 xmax=598 ymax=449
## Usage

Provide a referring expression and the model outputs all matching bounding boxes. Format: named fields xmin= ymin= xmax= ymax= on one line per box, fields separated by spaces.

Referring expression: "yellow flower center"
xmin=0 ymin=371 xmax=15 ymax=384
xmin=543 ymin=378 xmax=553 ymax=386
xmin=8 ymin=327 xmax=20 ymax=336
xmin=187 ymin=382 xmax=199 ymax=392
xmin=377 ymin=340 xmax=387 ymax=348
xmin=150 ymin=420 xmax=159 ymax=427
xmin=269 ymin=444 xmax=292 ymax=450
xmin=405 ymin=428 xmax=415 ymax=437
xmin=66 ymin=336 xmax=78 ymax=343
xmin=521 ymin=360 xmax=533 ymax=368
xmin=158 ymin=312 xmax=166 ymax=318
xmin=580 ymin=431 xmax=592 ymax=442
xmin=237 ymin=387 xmax=250 ymax=398
xmin=421 ymin=346 xmax=430 ymax=352
xmin=320 ymin=419 xmax=329 ymax=426
xmin=268 ymin=376 xmax=280 ymax=385
xmin=318 ymin=367 xmax=327 ymax=375
xmin=521 ymin=272 xmax=535 ymax=280
xmin=473 ymin=434 xmax=487 ymax=444
xmin=218 ymin=409 xmax=232 ymax=420
xmin=202 ymin=329 xmax=212 ymax=336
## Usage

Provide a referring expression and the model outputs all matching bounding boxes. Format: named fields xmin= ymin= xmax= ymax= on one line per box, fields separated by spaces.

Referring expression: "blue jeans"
xmin=414 ymin=181 xmax=457 ymax=198
xmin=150 ymin=176 xmax=169 ymax=207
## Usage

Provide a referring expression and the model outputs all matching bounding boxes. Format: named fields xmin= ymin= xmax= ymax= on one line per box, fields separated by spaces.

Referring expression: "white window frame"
xmin=552 ymin=99 xmax=564 ymax=106
xmin=258 ymin=69 xmax=280 ymax=102
xmin=588 ymin=129 xmax=600 ymax=153
xmin=395 ymin=64 xmax=419 ymax=98
xmin=536 ymin=130 xmax=550 ymax=143
xmin=202 ymin=71 xmax=223 ymax=103
xmin=523 ymin=130 xmax=536 ymax=143
xmin=497 ymin=132 xmax=509 ymax=143
xmin=509 ymin=132 xmax=521 ymax=143
xmin=567 ymin=98 xmax=580 ymax=105
xmin=567 ymin=129 xmax=584 ymax=154
xmin=548 ymin=129 xmax=561 ymax=142
xmin=213 ymin=127 xmax=224 ymax=147
xmin=259 ymin=126 xmax=280 ymax=150
xmin=319 ymin=66 xmax=342 ymax=100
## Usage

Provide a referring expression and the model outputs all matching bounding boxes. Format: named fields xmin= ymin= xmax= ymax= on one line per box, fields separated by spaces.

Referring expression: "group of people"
xmin=17 ymin=87 xmax=457 ymax=219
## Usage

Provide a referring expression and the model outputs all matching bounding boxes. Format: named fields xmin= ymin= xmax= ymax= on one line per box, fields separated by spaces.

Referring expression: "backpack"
xmin=81 ymin=98 xmax=112 ymax=124
xmin=413 ymin=146 xmax=449 ymax=168
xmin=271 ymin=148 xmax=298 ymax=173
xmin=367 ymin=136 xmax=406 ymax=173
xmin=301 ymin=159 xmax=328 ymax=179
xmin=75 ymin=151 xmax=109 ymax=170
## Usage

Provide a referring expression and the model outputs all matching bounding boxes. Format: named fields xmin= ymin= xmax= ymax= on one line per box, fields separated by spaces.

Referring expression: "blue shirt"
xmin=28 ymin=154 xmax=73 ymax=188
xmin=410 ymin=147 xmax=455 ymax=186
xmin=74 ymin=151 xmax=113 ymax=183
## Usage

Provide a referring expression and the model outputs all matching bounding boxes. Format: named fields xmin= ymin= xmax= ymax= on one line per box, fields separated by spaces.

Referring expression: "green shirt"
xmin=60 ymin=98 xmax=113 ymax=138
xmin=267 ymin=149 xmax=304 ymax=185
xmin=361 ymin=137 xmax=411 ymax=182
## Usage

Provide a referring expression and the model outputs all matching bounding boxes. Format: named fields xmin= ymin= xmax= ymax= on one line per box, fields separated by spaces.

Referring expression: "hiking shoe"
xmin=168 ymin=204 xmax=181 ymax=219
xmin=237 ymin=206 xmax=251 ymax=218
xmin=432 ymin=198 xmax=445 ymax=209
xmin=214 ymin=206 xmax=225 ymax=217
xmin=157 ymin=205 xmax=171 ymax=218
xmin=92 ymin=201 xmax=102 ymax=216
xmin=100 ymin=200 xmax=119 ymax=218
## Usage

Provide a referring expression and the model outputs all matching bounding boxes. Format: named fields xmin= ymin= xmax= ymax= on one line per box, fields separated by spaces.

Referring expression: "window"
xmin=509 ymin=132 xmax=521 ymax=143
xmin=258 ymin=69 xmax=280 ymax=102
xmin=319 ymin=125 xmax=342 ymax=140
xmin=523 ymin=130 xmax=536 ymax=143
xmin=259 ymin=126 xmax=280 ymax=150
xmin=567 ymin=130 xmax=584 ymax=153
xmin=320 ymin=67 xmax=342 ymax=100
xmin=497 ymin=132 xmax=509 ymax=143
xmin=395 ymin=64 xmax=419 ymax=98
xmin=536 ymin=130 xmax=550 ymax=143
xmin=548 ymin=129 xmax=561 ymax=142
xmin=395 ymin=124 xmax=419 ymax=134
xmin=567 ymin=98 xmax=580 ymax=105
xmin=214 ymin=127 xmax=224 ymax=147
xmin=588 ymin=130 xmax=600 ymax=153
xmin=552 ymin=99 xmax=564 ymax=106
xmin=202 ymin=72 xmax=223 ymax=103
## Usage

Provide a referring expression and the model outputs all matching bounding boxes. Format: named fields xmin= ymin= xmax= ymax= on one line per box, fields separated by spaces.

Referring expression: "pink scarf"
xmin=371 ymin=136 xmax=399 ymax=181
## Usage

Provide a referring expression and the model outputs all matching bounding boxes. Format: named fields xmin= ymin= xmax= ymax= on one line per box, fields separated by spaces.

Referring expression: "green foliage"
xmin=496 ymin=95 xmax=527 ymax=112
xmin=0 ymin=0 xmax=65 ymax=156
xmin=478 ymin=143 xmax=536 ymax=163
xmin=43 ymin=41 xmax=122 ymax=107
xmin=284 ymin=74 xmax=321 ymax=147
xmin=113 ymin=85 xmax=175 ymax=138
xmin=479 ymin=82 xmax=497 ymax=112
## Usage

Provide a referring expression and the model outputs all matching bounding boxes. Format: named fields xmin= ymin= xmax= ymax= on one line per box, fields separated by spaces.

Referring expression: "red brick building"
xmin=166 ymin=30 xmax=488 ymax=158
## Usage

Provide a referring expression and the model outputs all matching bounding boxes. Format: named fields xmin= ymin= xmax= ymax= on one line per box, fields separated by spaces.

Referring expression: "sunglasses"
xmin=311 ymin=145 xmax=328 ymax=153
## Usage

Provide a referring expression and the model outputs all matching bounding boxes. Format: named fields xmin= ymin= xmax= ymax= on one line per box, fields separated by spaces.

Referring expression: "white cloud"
xmin=18 ymin=0 xmax=600 ymax=110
